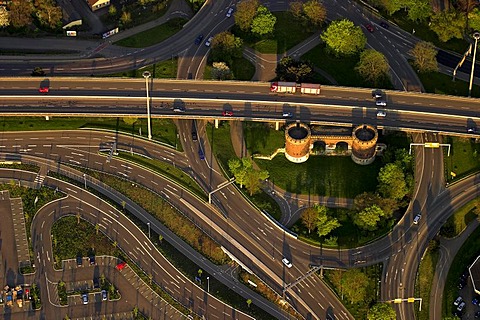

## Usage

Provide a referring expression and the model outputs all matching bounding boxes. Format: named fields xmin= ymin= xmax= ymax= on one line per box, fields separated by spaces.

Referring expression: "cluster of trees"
xmin=301 ymin=204 xmax=340 ymax=238
xmin=209 ymin=31 xmax=243 ymax=69
xmin=276 ymin=56 xmax=315 ymax=82
xmin=352 ymin=148 xmax=414 ymax=231
xmin=0 ymin=0 xmax=62 ymax=29
xmin=289 ymin=0 xmax=327 ymax=31
xmin=234 ymin=0 xmax=276 ymax=36
xmin=228 ymin=157 xmax=269 ymax=196
xmin=370 ymin=0 xmax=480 ymax=43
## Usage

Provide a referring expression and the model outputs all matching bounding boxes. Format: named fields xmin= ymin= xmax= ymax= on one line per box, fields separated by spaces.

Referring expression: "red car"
xmin=39 ymin=86 xmax=49 ymax=93
xmin=116 ymin=261 xmax=127 ymax=270
xmin=365 ymin=24 xmax=374 ymax=33
xmin=222 ymin=110 xmax=233 ymax=116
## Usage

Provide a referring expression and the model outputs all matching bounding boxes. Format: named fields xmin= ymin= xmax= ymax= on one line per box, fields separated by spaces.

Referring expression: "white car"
xmin=205 ymin=36 xmax=214 ymax=47
xmin=454 ymin=296 xmax=463 ymax=306
xmin=282 ymin=258 xmax=293 ymax=268
xmin=375 ymin=99 xmax=387 ymax=107
xmin=282 ymin=112 xmax=293 ymax=118
xmin=457 ymin=301 xmax=466 ymax=312
xmin=413 ymin=213 xmax=421 ymax=225
xmin=226 ymin=7 xmax=234 ymax=17
xmin=377 ymin=110 xmax=386 ymax=117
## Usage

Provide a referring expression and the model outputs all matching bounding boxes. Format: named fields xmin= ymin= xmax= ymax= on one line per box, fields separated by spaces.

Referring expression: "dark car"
xmin=475 ymin=311 xmax=480 ymax=318
xmin=93 ymin=278 xmax=100 ymax=289
xmin=372 ymin=89 xmax=383 ymax=99
xmin=76 ymin=256 xmax=83 ymax=266
xmin=468 ymin=127 xmax=477 ymax=134
xmin=380 ymin=21 xmax=389 ymax=29
xmin=458 ymin=280 xmax=467 ymax=289
xmin=89 ymin=255 xmax=95 ymax=265
xmin=101 ymin=290 xmax=107 ymax=301
xmin=194 ymin=34 xmax=204 ymax=45
xmin=198 ymin=147 xmax=205 ymax=160
xmin=365 ymin=23 xmax=374 ymax=33
xmin=473 ymin=297 xmax=479 ymax=305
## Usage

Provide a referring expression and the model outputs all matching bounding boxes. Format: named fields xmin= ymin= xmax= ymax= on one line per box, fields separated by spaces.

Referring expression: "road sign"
xmin=407 ymin=297 xmax=415 ymax=303
xmin=394 ymin=298 xmax=402 ymax=304
xmin=425 ymin=142 xmax=440 ymax=148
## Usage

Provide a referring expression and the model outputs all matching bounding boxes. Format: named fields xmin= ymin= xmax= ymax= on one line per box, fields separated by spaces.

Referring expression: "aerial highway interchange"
xmin=1 ymin=0 xmax=480 ymax=319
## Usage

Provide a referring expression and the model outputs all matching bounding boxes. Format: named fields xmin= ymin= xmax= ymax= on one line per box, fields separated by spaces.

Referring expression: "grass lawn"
xmin=231 ymin=57 xmax=256 ymax=81
xmin=206 ymin=122 xmax=238 ymax=176
xmin=106 ymin=59 xmax=178 ymax=79
xmin=416 ymin=68 xmax=480 ymax=98
xmin=443 ymin=226 xmax=480 ymax=317
xmin=51 ymin=216 xmax=119 ymax=268
xmin=302 ymin=44 xmax=393 ymax=89
xmin=0 ymin=117 xmax=180 ymax=150
xmin=440 ymin=198 xmax=480 ymax=238
xmin=114 ymin=18 xmax=187 ymax=48
xmin=415 ymin=243 xmax=439 ymax=320
xmin=114 ymin=151 xmax=206 ymax=199
xmin=255 ymin=155 xmax=382 ymax=198
xmin=233 ymin=11 xmax=316 ymax=54
xmin=444 ymin=136 xmax=480 ymax=182
xmin=244 ymin=122 xmax=285 ymax=155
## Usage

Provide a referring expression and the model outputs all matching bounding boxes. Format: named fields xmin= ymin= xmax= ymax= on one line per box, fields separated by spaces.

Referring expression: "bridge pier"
xmin=215 ymin=119 xmax=219 ymax=128
xmin=275 ymin=121 xmax=280 ymax=130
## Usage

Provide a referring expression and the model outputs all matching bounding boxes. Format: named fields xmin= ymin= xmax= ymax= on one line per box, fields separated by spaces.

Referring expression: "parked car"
xmin=226 ymin=7 xmax=234 ymax=17
xmin=194 ymin=34 xmax=204 ymax=45
xmin=472 ymin=297 xmax=479 ymax=305
xmin=365 ymin=23 xmax=374 ymax=33
xmin=458 ymin=279 xmax=467 ymax=289
xmin=89 ymin=255 xmax=95 ymax=265
xmin=457 ymin=301 xmax=466 ymax=312
xmin=454 ymin=296 xmax=463 ymax=306
xmin=101 ymin=290 xmax=107 ymax=301
xmin=413 ymin=213 xmax=421 ymax=225
xmin=116 ymin=261 xmax=127 ymax=271
xmin=93 ymin=278 xmax=100 ymax=289
xmin=82 ymin=293 xmax=88 ymax=305
xmin=475 ymin=310 xmax=480 ymax=318
xmin=205 ymin=36 xmax=214 ymax=47
xmin=222 ymin=110 xmax=233 ymax=116
xmin=76 ymin=256 xmax=83 ymax=266
xmin=282 ymin=257 xmax=293 ymax=268
xmin=380 ymin=21 xmax=389 ymax=29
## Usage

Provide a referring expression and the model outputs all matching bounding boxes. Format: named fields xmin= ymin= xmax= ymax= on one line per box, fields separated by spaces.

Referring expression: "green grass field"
xmin=114 ymin=18 xmax=187 ymax=48
xmin=444 ymin=136 xmax=480 ymax=181
xmin=255 ymin=155 xmax=382 ymax=198
xmin=440 ymin=198 xmax=480 ymax=237
xmin=106 ymin=59 xmax=178 ymax=79
xmin=244 ymin=122 xmax=285 ymax=155
xmin=417 ymin=68 xmax=480 ymax=98
xmin=416 ymin=244 xmax=439 ymax=320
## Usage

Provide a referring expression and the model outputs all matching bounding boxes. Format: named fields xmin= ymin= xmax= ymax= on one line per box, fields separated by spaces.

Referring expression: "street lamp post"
xmin=206 ymin=276 xmax=209 ymax=292
xmin=147 ymin=222 xmax=151 ymax=238
xmin=469 ymin=32 xmax=480 ymax=97
xmin=83 ymin=173 xmax=87 ymax=189
xmin=143 ymin=71 xmax=152 ymax=140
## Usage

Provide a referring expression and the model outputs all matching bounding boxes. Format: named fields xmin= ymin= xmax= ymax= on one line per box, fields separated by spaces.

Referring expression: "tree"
xmin=132 ymin=306 xmax=139 ymax=317
xmin=354 ymin=205 xmax=385 ymax=231
xmin=301 ymin=207 xmax=318 ymax=234
xmin=244 ymin=167 xmax=269 ymax=196
xmin=0 ymin=6 xmax=10 ymax=27
xmin=210 ymin=31 xmax=243 ymax=65
xmin=316 ymin=205 xmax=340 ymax=237
xmin=9 ymin=0 xmax=33 ymax=28
xmin=289 ymin=0 xmax=303 ymax=19
xmin=234 ymin=0 xmax=260 ymax=32
xmin=377 ymin=163 xmax=407 ymax=200
xmin=355 ymin=49 xmax=389 ymax=84
xmin=109 ymin=4 xmax=117 ymax=16
xmin=198 ymin=269 xmax=203 ymax=277
xmin=429 ymin=11 xmax=466 ymax=42
xmin=321 ymin=19 xmax=366 ymax=56
xmin=251 ymin=6 xmax=276 ymax=36
xmin=34 ymin=0 xmax=62 ymax=29
xmin=341 ymin=269 xmax=369 ymax=303
xmin=211 ymin=62 xmax=232 ymax=80
xmin=246 ymin=299 xmax=252 ymax=307
xmin=120 ymin=10 xmax=132 ymax=26
xmin=276 ymin=56 xmax=314 ymax=82
xmin=406 ymin=0 xmax=432 ymax=22
xmin=95 ymin=223 xmax=100 ymax=235
xmin=303 ymin=0 xmax=327 ymax=27
xmin=410 ymin=41 xmax=438 ymax=73
xmin=368 ymin=303 xmax=396 ymax=320
xmin=228 ymin=157 xmax=269 ymax=195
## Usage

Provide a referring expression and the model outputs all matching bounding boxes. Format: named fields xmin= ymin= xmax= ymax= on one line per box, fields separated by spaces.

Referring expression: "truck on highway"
xmin=270 ymin=82 xmax=321 ymax=95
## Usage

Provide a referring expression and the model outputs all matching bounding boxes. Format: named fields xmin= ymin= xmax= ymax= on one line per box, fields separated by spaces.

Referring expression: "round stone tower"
xmin=285 ymin=122 xmax=311 ymax=163
xmin=351 ymin=124 xmax=378 ymax=165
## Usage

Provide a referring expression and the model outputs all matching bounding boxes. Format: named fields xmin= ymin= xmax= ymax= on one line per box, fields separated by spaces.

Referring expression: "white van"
xmin=282 ymin=258 xmax=293 ymax=268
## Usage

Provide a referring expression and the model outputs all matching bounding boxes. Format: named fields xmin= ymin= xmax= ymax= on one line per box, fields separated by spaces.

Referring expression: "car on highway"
xmin=413 ymin=213 xmax=421 ymax=224
xmin=82 ymin=293 xmax=88 ymax=305
xmin=173 ymin=106 xmax=186 ymax=113
xmin=194 ymin=34 xmax=204 ymax=45
xmin=191 ymin=120 xmax=198 ymax=141
xmin=226 ymin=7 xmax=234 ymax=17
xmin=101 ymin=290 xmax=107 ymax=301
xmin=282 ymin=112 xmax=293 ymax=118
xmin=222 ymin=110 xmax=233 ymax=116
xmin=365 ymin=23 xmax=374 ymax=33
xmin=282 ymin=257 xmax=293 ymax=268
xmin=377 ymin=110 xmax=386 ymax=117
xmin=454 ymin=296 xmax=463 ymax=306
xmin=205 ymin=36 xmax=214 ymax=47
xmin=39 ymin=86 xmax=49 ymax=93
xmin=372 ymin=89 xmax=383 ymax=99
xmin=380 ymin=21 xmax=389 ymax=29
xmin=468 ymin=127 xmax=477 ymax=134
xmin=375 ymin=99 xmax=387 ymax=107
xmin=198 ymin=147 xmax=205 ymax=160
